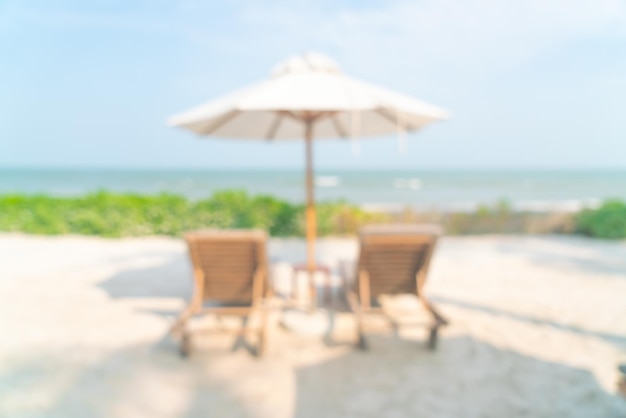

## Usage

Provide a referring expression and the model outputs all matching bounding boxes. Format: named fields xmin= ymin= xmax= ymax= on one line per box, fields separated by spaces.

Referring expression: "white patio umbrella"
xmin=169 ymin=52 xmax=448 ymax=275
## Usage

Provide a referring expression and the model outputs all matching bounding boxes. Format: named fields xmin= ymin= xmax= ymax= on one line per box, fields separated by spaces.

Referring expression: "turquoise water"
xmin=2 ymin=169 xmax=626 ymax=212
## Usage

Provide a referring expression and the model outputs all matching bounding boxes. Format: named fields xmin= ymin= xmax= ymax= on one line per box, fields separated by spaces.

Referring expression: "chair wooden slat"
xmin=171 ymin=229 xmax=271 ymax=357
xmin=346 ymin=224 xmax=448 ymax=351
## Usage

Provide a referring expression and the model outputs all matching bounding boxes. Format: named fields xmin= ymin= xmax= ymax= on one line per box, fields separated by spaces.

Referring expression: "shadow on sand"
xmin=37 ymin=244 xmax=618 ymax=417
xmin=5 ymin=334 xmax=625 ymax=418
xmin=432 ymin=295 xmax=626 ymax=347
xmin=494 ymin=235 xmax=626 ymax=278
xmin=292 ymin=335 xmax=625 ymax=418
xmin=16 ymin=343 xmax=258 ymax=418
xmin=98 ymin=253 xmax=192 ymax=300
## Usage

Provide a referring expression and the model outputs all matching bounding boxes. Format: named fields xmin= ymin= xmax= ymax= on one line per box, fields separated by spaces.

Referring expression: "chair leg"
xmin=356 ymin=317 xmax=368 ymax=350
xmin=390 ymin=320 xmax=400 ymax=338
xmin=427 ymin=325 xmax=439 ymax=350
xmin=231 ymin=316 xmax=249 ymax=353
xmin=618 ymin=365 xmax=626 ymax=397
xmin=180 ymin=331 xmax=191 ymax=357
xmin=256 ymin=308 xmax=269 ymax=357
xmin=357 ymin=332 xmax=368 ymax=350
xmin=346 ymin=292 xmax=368 ymax=350
xmin=256 ymin=329 xmax=266 ymax=357
xmin=170 ymin=304 xmax=197 ymax=336
xmin=174 ymin=312 xmax=192 ymax=357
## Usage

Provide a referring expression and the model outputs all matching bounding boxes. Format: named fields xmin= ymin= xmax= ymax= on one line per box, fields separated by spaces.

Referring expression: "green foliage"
xmin=442 ymin=199 xmax=521 ymax=235
xmin=4 ymin=191 xmax=621 ymax=239
xmin=316 ymin=201 xmax=389 ymax=236
xmin=0 ymin=192 xmax=190 ymax=237
xmin=191 ymin=190 xmax=303 ymax=236
xmin=0 ymin=190 xmax=387 ymax=238
xmin=575 ymin=200 xmax=626 ymax=239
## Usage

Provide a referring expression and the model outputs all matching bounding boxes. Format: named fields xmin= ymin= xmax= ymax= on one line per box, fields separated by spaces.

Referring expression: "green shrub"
xmin=576 ymin=200 xmax=626 ymax=239
xmin=0 ymin=190 xmax=386 ymax=238
xmin=3 ymin=191 xmax=615 ymax=239
xmin=316 ymin=201 xmax=389 ymax=236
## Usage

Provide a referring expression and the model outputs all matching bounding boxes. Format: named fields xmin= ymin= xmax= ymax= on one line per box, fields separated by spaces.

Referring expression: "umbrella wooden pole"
xmin=304 ymin=120 xmax=317 ymax=305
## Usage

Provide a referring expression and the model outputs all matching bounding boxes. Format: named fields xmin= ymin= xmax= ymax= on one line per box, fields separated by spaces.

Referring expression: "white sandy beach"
xmin=1 ymin=234 xmax=625 ymax=417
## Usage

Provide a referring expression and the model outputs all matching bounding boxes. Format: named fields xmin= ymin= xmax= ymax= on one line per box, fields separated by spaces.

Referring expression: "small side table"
xmin=291 ymin=263 xmax=332 ymax=306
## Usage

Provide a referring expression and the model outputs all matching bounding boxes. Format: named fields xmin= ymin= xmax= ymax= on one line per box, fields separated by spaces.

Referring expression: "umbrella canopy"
xmin=169 ymin=53 xmax=448 ymax=139
xmin=169 ymin=52 xmax=448 ymax=276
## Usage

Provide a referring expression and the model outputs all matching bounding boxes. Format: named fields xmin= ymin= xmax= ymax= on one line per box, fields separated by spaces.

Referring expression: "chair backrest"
xmin=357 ymin=224 xmax=441 ymax=300
xmin=185 ymin=229 xmax=268 ymax=304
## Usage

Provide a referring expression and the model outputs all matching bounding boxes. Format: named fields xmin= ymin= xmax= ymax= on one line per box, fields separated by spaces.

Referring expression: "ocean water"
xmin=1 ymin=169 xmax=626 ymax=212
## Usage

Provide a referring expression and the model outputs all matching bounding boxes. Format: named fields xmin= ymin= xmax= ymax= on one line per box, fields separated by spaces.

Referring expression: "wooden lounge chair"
xmin=171 ymin=229 xmax=272 ymax=357
xmin=345 ymin=224 xmax=448 ymax=350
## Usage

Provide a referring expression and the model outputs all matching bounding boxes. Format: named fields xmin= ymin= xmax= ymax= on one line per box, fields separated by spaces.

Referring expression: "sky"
xmin=1 ymin=0 xmax=625 ymax=170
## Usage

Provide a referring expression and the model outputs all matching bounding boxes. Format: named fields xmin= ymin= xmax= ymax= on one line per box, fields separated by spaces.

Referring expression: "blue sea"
xmin=2 ymin=169 xmax=626 ymax=212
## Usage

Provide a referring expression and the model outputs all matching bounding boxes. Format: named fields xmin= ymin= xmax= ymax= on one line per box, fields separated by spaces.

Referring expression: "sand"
xmin=1 ymin=234 xmax=625 ymax=417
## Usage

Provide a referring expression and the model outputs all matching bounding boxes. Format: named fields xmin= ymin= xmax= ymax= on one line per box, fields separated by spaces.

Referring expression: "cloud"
xmin=229 ymin=0 xmax=626 ymax=78
xmin=7 ymin=0 xmax=624 ymax=75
